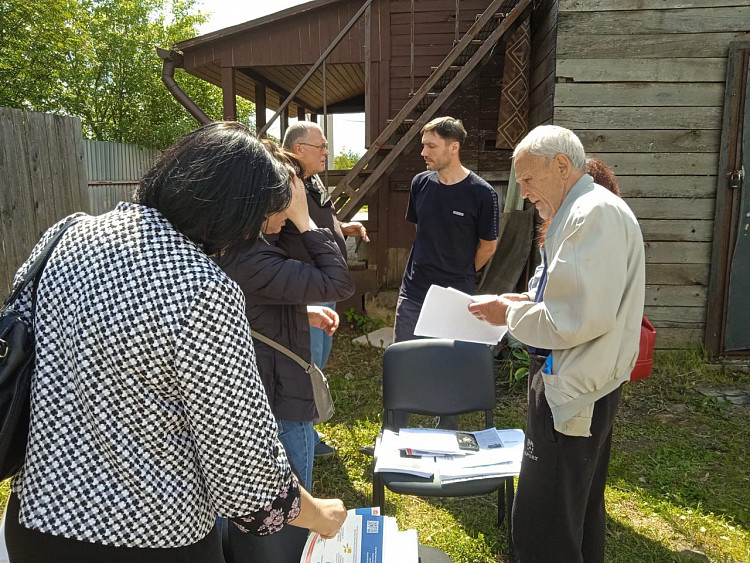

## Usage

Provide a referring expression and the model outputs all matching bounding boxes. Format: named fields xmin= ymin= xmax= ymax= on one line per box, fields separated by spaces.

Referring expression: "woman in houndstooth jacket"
xmin=4 ymin=122 xmax=345 ymax=563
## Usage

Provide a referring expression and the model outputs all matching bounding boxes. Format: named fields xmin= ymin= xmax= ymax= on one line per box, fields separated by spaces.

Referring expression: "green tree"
xmin=0 ymin=0 xmax=252 ymax=149
xmin=333 ymin=147 xmax=361 ymax=170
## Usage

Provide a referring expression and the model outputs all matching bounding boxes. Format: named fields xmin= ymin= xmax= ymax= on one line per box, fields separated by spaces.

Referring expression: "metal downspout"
xmin=156 ymin=47 xmax=212 ymax=126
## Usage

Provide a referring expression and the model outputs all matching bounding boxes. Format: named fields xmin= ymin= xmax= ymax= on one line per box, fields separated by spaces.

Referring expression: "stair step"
xmin=430 ymin=66 xmax=462 ymax=72
xmin=454 ymin=39 xmax=484 ymax=46
xmin=476 ymin=12 xmax=508 ymax=20
xmin=408 ymin=92 xmax=438 ymax=98
xmin=387 ymin=118 xmax=416 ymax=125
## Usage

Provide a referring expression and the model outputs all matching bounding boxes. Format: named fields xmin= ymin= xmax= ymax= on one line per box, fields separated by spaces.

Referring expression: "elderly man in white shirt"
xmin=469 ymin=125 xmax=645 ymax=563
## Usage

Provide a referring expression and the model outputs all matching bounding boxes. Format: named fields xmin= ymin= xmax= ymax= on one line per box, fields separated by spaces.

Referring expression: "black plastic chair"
xmin=372 ymin=338 xmax=516 ymax=551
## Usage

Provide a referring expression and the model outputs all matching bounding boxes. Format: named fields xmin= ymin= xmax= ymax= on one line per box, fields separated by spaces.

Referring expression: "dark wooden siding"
xmin=528 ymin=0 xmax=556 ymax=127
xmin=181 ymin=0 xmax=367 ymax=70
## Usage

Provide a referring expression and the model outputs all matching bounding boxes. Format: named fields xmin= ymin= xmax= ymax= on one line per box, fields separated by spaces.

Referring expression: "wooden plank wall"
xmin=0 ymin=108 xmax=89 ymax=295
xmin=554 ymin=0 xmax=750 ymax=349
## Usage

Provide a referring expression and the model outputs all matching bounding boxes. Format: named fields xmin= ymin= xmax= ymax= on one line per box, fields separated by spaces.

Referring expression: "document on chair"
xmin=414 ymin=285 xmax=508 ymax=345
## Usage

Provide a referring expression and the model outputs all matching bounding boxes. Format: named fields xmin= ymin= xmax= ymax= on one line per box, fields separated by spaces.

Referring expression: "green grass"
xmin=314 ymin=336 xmax=750 ymax=562
xmin=2 ymin=339 xmax=749 ymax=562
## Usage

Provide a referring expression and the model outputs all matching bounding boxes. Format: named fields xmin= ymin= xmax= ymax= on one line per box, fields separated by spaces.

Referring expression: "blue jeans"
xmin=277 ymin=419 xmax=314 ymax=490
xmin=311 ymin=302 xmax=335 ymax=447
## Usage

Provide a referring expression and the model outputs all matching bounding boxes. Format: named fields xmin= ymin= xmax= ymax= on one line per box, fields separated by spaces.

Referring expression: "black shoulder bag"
xmin=0 ymin=217 xmax=81 ymax=480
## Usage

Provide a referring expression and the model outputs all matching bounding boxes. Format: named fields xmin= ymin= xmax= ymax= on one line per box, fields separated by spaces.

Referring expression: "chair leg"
xmin=497 ymin=485 xmax=506 ymax=525
xmin=505 ymin=477 xmax=515 ymax=558
xmin=372 ymin=472 xmax=385 ymax=513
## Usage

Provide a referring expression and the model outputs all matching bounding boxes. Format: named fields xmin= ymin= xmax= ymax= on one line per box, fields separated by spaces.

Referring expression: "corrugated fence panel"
xmin=0 ymin=108 xmax=89 ymax=295
xmin=83 ymin=141 xmax=159 ymax=215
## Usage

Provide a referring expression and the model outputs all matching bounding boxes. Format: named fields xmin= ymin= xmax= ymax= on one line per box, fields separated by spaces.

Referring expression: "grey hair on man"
xmin=282 ymin=121 xmax=320 ymax=151
xmin=513 ymin=125 xmax=586 ymax=171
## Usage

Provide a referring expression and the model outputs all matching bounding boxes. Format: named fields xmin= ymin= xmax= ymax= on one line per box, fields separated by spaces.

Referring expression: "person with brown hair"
xmin=216 ymin=140 xmax=355 ymax=563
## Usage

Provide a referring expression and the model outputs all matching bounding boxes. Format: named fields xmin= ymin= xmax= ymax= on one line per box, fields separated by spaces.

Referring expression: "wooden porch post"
xmin=221 ymin=67 xmax=237 ymax=121
xmin=297 ymin=105 xmax=306 ymax=121
xmin=255 ymin=82 xmax=267 ymax=133
xmin=281 ymin=106 xmax=289 ymax=138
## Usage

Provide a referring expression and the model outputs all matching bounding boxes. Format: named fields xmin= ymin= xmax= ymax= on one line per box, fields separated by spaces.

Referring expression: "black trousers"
xmin=4 ymin=492 xmax=224 ymax=563
xmin=512 ymin=356 xmax=622 ymax=563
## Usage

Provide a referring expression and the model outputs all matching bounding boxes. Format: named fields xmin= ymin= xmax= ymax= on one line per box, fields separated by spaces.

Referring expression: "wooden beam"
xmin=555 ymin=83 xmax=724 ymax=108
xmin=221 ymin=66 xmax=237 ymax=121
xmin=556 ymin=58 xmax=726 ymax=83
xmin=559 ymin=0 xmax=748 ymax=11
xmin=297 ymin=105 xmax=305 ymax=121
xmin=556 ymin=31 xmax=750 ymax=59
xmin=255 ymin=82 xmax=266 ymax=132
xmin=281 ymin=106 xmax=289 ymax=138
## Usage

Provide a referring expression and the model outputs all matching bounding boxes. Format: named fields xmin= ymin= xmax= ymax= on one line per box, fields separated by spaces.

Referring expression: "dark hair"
xmin=537 ymin=157 xmax=620 ymax=247
xmin=421 ymin=116 xmax=467 ymax=146
xmin=135 ymin=121 xmax=292 ymax=255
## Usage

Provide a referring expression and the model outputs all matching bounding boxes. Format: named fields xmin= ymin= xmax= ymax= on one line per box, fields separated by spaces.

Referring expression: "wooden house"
xmin=165 ymin=0 xmax=750 ymax=356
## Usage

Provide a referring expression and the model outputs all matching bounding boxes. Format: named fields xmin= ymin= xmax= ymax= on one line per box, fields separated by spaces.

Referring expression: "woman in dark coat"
xmin=217 ymin=144 xmax=355 ymax=563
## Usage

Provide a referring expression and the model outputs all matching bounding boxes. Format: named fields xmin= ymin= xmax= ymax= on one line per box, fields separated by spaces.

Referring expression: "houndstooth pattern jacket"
xmin=10 ymin=202 xmax=299 ymax=548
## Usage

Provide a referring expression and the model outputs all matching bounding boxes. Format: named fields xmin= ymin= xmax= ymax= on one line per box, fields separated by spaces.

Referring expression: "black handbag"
xmin=0 ymin=217 xmax=81 ymax=481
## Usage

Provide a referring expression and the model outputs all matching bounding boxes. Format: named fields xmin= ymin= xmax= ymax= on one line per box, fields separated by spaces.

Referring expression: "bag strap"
xmin=252 ymin=330 xmax=314 ymax=374
xmin=3 ymin=216 xmax=84 ymax=312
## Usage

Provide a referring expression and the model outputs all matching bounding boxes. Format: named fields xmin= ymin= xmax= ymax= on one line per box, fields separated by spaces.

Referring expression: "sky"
xmin=196 ymin=0 xmax=366 ymax=157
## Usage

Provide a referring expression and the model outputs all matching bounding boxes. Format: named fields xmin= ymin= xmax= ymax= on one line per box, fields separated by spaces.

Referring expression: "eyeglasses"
xmin=298 ymin=142 xmax=329 ymax=151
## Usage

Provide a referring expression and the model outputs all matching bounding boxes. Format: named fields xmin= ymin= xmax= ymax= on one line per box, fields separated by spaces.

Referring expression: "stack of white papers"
xmin=414 ymin=285 xmax=508 ymax=345
xmin=301 ymin=507 xmax=418 ymax=563
xmin=374 ymin=428 xmax=524 ymax=483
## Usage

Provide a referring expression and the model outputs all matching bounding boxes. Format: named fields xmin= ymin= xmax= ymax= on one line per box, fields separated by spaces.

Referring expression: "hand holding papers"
xmin=301 ymin=508 xmax=418 ymax=563
xmin=414 ymin=285 xmax=508 ymax=345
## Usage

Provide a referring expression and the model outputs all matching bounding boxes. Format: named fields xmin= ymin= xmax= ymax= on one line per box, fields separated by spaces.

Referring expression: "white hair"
xmin=282 ymin=121 xmax=322 ymax=151
xmin=513 ymin=125 xmax=586 ymax=171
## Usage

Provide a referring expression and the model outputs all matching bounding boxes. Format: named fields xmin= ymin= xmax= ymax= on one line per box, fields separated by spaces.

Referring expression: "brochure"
xmin=301 ymin=508 xmax=417 ymax=563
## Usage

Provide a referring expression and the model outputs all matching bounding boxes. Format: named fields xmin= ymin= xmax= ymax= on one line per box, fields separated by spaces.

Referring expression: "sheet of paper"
xmin=395 ymin=428 xmax=464 ymax=455
xmin=414 ymin=285 xmax=508 ymax=345
xmin=471 ymin=428 xmax=504 ymax=449
xmin=374 ymin=430 xmax=436 ymax=477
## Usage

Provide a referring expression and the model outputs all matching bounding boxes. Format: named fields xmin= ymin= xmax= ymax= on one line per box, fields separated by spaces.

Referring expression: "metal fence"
xmin=84 ymin=140 xmax=159 ymax=215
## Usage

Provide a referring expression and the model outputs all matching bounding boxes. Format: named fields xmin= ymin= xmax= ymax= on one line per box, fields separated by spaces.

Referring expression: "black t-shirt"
xmin=399 ymin=170 xmax=499 ymax=304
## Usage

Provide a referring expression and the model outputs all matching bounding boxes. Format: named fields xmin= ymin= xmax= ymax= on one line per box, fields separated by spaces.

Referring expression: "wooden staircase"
xmin=330 ymin=0 xmax=533 ymax=221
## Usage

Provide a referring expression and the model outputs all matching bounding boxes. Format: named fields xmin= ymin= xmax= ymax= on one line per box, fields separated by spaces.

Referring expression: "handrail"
xmin=334 ymin=0 xmax=532 ymax=219
xmin=258 ymin=0 xmax=373 ymax=138
xmin=330 ymin=0 xmax=510 ymax=202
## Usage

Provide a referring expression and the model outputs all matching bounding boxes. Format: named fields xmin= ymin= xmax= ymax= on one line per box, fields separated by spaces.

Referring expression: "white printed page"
xmin=414 ymin=285 xmax=508 ymax=345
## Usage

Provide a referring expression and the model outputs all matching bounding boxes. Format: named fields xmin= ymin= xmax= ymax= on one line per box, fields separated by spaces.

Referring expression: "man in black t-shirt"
xmin=395 ymin=116 xmax=500 ymax=344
